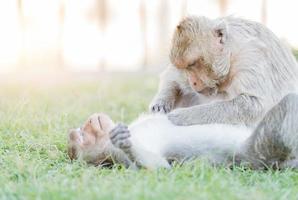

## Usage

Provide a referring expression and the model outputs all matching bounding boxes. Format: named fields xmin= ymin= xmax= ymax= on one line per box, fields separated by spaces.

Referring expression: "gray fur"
xmin=240 ymin=93 xmax=298 ymax=169
xmin=150 ymin=16 xmax=298 ymax=127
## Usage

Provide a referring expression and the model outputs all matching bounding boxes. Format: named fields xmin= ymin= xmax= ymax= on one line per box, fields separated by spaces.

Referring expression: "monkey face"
xmin=184 ymin=57 xmax=220 ymax=95
xmin=170 ymin=16 xmax=231 ymax=95
xmin=67 ymin=113 xmax=115 ymax=166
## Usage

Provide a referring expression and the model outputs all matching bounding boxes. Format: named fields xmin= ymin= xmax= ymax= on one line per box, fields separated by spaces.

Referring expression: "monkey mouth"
xmin=199 ymin=87 xmax=218 ymax=96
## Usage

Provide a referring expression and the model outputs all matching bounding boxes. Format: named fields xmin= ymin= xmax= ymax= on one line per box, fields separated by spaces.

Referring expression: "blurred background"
xmin=0 ymin=0 xmax=298 ymax=75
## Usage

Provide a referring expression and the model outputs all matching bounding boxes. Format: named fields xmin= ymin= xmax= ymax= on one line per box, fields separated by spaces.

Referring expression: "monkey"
xmin=68 ymin=93 xmax=298 ymax=170
xmin=149 ymin=16 xmax=298 ymax=126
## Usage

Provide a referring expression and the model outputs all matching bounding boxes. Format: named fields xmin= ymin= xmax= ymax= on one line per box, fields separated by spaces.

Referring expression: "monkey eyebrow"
xmin=97 ymin=116 xmax=102 ymax=130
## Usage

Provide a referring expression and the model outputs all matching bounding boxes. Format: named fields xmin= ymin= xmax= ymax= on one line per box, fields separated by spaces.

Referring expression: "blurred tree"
xmin=17 ymin=0 xmax=26 ymax=67
xmin=158 ymin=0 xmax=169 ymax=64
xmin=181 ymin=0 xmax=188 ymax=17
xmin=139 ymin=0 xmax=148 ymax=68
xmin=87 ymin=0 xmax=108 ymax=70
xmin=261 ymin=0 xmax=267 ymax=25
xmin=218 ymin=0 xmax=228 ymax=16
xmin=58 ymin=0 xmax=65 ymax=69
xmin=97 ymin=0 xmax=108 ymax=70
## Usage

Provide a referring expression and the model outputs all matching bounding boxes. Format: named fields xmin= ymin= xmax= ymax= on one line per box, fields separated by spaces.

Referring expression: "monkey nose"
xmin=174 ymin=59 xmax=185 ymax=68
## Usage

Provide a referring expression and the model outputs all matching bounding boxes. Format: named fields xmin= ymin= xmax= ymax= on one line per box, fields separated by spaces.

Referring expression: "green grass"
xmin=0 ymin=73 xmax=298 ymax=200
xmin=293 ymin=49 xmax=298 ymax=59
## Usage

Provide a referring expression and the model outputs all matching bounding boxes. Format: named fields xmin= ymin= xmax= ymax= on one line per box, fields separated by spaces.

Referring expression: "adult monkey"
xmin=149 ymin=16 xmax=298 ymax=126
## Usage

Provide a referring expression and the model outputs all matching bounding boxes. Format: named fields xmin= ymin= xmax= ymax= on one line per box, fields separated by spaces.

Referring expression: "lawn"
xmin=0 ymin=73 xmax=298 ymax=200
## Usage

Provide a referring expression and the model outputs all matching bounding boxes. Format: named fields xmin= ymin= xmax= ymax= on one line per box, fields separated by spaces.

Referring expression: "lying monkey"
xmin=68 ymin=93 xmax=298 ymax=170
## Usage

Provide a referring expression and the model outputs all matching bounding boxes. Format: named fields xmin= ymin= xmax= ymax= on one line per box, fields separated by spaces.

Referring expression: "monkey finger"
xmin=164 ymin=105 xmax=172 ymax=113
xmin=152 ymin=105 xmax=159 ymax=112
xmin=158 ymin=105 xmax=164 ymax=112
xmin=109 ymin=124 xmax=129 ymax=134
xmin=111 ymin=123 xmax=128 ymax=131
xmin=156 ymin=105 xmax=166 ymax=113
xmin=152 ymin=104 xmax=172 ymax=114
xmin=117 ymin=123 xmax=128 ymax=128
xmin=110 ymin=129 xmax=130 ymax=140
xmin=117 ymin=140 xmax=132 ymax=149
xmin=110 ymin=125 xmax=129 ymax=133
xmin=110 ymin=132 xmax=131 ymax=144
xmin=161 ymin=106 xmax=170 ymax=114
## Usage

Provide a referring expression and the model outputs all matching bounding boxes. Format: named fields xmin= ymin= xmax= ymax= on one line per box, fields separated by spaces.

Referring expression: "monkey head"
xmin=170 ymin=16 xmax=231 ymax=95
xmin=67 ymin=113 xmax=115 ymax=166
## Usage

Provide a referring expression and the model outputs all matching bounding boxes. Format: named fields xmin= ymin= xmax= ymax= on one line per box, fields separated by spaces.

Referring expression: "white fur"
xmin=128 ymin=114 xmax=252 ymax=169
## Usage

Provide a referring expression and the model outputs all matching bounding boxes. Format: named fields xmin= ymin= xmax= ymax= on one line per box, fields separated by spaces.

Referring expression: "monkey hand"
xmin=168 ymin=107 xmax=198 ymax=126
xmin=109 ymin=123 xmax=132 ymax=151
xmin=149 ymin=98 xmax=174 ymax=114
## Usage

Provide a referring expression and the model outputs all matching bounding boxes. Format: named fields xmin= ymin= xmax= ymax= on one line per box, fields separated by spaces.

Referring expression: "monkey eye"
xmin=187 ymin=61 xmax=196 ymax=68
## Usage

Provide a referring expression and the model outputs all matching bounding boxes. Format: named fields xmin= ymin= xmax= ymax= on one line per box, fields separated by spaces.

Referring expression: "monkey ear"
xmin=176 ymin=24 xmax=183 ymax=33
xmin=213 ymin=20 xmax=228 ymax=44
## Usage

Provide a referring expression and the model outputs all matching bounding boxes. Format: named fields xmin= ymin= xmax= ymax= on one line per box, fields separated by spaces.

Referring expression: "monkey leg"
xmin=242 ymin=93 xmax=298 ymax=169
xmin=149 ymin=66 xmax=202 ymax=114
xmin=168 ymin=93 xmax=264 ymax=126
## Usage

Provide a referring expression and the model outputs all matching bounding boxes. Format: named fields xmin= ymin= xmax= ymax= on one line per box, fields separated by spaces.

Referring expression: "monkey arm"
xmin=167 ymin=58 xmax=285 ymax=127
xmin=149 ymin=66 xmax=194 ymax=113
xmin=110 ymin=123 xmax=171 ymax=169
xmin=168 ymin=94 xmax=263 ymax=126
xmin=149 ymin=67 xmax=180 ymax=113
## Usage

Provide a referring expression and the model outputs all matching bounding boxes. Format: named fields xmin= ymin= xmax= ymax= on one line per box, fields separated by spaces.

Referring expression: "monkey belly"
xmin=128 ymin=114 xmax=252 ymax=165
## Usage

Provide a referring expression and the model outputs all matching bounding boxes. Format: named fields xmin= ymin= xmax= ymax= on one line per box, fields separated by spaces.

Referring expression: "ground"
xmin=0 ymin=73 xmax=298 ymax=200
